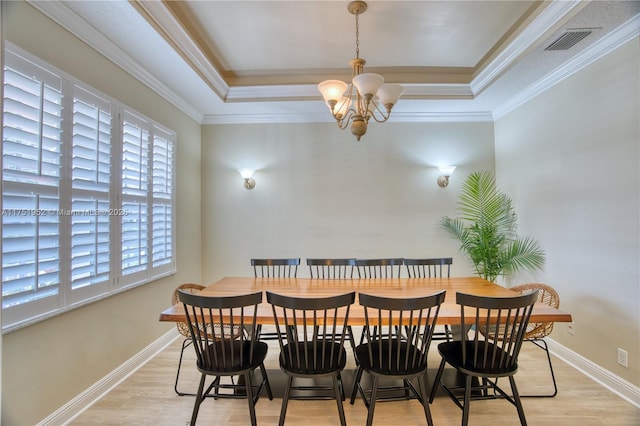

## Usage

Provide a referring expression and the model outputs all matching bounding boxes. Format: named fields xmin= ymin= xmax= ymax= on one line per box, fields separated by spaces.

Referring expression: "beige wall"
xmin=201 ymin=121 xmax=495 ymax=282
xmin=495 ymin=39 xmax=640 ymax=386
xmin=2 ymin=3 xmax=202 ymax=424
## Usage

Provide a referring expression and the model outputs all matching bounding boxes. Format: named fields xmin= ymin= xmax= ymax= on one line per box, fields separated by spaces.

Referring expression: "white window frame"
xmin=2 ymin=44 xmax=176 ymax=332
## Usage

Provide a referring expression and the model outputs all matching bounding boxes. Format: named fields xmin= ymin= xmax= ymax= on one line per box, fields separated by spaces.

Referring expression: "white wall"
xmin=495 ymin=39 xmax=639 ymax=386
xmin=201 ymin=121 xmax=495 ymax=281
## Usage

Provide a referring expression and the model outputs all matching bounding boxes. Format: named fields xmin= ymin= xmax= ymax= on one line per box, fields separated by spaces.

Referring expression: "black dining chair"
xmin=252 ymin=258 xmax=300 ymax=278
xmin=355 ymin=258 xmax=405 ymax=278
xmin=429 ymin=291 xmax=538 ymax=426
xmin=405 ymin=257 xmax=453 ymax=278
xmin=178 ymin=290 xmax=273 ymax=426
xmin=307 ymin=258 xmax=356 ymax=279
xmin=266 ymin=291 xmax=356 ymax=426
xmin=405 ymin=257 xmax=454 ymax=341
xmin=251 ymin=258 xmax=301 ymax=341
xmin=350 ymin=291 xmax=446 ymax=426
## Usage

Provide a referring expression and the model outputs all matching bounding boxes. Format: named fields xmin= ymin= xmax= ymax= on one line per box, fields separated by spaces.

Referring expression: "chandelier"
xmin=317 ymin=1 xmax=404 ymax=141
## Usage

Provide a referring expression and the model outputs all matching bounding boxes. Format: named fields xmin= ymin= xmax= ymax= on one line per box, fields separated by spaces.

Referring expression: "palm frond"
xmin=502 ymin=236 xmax=546 ymax=276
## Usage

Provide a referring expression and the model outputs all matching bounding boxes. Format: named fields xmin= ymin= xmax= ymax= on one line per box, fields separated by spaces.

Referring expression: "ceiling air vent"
xmin=545 ymin=30 xmax=593 ymax=51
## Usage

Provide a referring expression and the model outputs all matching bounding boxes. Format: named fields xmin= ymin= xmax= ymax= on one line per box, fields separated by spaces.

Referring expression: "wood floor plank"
xmin=70 ymin=334 xmax=639 ymax=425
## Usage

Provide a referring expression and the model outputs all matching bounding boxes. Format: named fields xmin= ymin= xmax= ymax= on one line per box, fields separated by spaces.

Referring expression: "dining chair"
xmin=306 ymin=258 xmax=356 ymax=279
xmin=405 ymin=257 xmax=453 ymax=278
xmin=508 ymin=283 xmax=560 ymax=397
xmin=355 ymin=258 xmax=405 ymax=278
xmin=266 ymin=291 xmax=356 ymax=426
xmin=251 ymin=258 xmax=300 ymax=278
xmin=405 ymin=257 xmax=454 ymax=341
xmin=429 ymin=290 xmax=539 ymax=426
xmin=178 ymin=290 xmax=272 ymax=426
xmin=172 ymin=283 xmax=205 ymax=396
xmin=350 ymin=290 xmax=446 ymax=426
xmin=250 ymin=258 xmax=301 ymax=341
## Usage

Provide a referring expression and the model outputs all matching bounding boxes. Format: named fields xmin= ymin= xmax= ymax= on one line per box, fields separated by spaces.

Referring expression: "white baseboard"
xmin=547 ymin=338 xmax=640 ymax=409
xmin=37 ymin=329 xmax=179 ymax=426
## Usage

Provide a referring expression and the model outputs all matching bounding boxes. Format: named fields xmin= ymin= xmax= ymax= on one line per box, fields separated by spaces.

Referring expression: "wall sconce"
xmin=437 ymin=166 xmax=456 ymax=188
xmin=238 ymin=168 xmax=256 ymax=189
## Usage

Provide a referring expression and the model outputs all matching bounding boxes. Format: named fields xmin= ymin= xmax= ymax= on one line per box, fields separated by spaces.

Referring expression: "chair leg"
xmin=366 ymin=376 xmax=379 ymax=426
xmin=279 ymin=376 xmax=293 ymax=426
xmin=338 ymin=371 xmax=346 ymax=401
xmin=350 ymin=366 xmax=364 ymax=404
xmin=429 ymin=358 xmax=447 ymax=403
xmin=525 ymin=338 xmax=558 ymax=397
xmin=462 ymin=374 xmax=472 ymax=426
xmin=190 ymin=373 xmax=207 ymax=426
xmin=417 ymin=375 xmax=434 ymax=426
xmin=333 ymin=374 xmax=347 ymax=426
xmin=174 ymin=338 xmax=194 ymax=396
xmin=509 ymin=375 xmax=528 ymax=425
xmin=244 ymin=372 xmax=257 ymax=426
xmin=259 ymin=362 xmax=273 ymax=400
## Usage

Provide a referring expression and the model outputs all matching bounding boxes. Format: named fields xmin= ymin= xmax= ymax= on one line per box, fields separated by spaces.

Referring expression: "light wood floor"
xmin=71 ymin=331 xmax=639 ymax=425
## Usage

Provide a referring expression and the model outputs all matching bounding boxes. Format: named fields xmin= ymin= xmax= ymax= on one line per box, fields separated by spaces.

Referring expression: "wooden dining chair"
xmin=355 ymin=258 xmax=405 ymax=278
xmin=405 ymin=257 xmax=454 ymax=342
xmin=429 ymin=290 xmax=538 ymax=426
xmin=405 ymin=257 xmax=453 ymax=278
xmin=306 ymin=258 xmax=356 ymax=279
xmin=251 ymin=258 xmax=300 ymax=278
xmin=266 ymin=291 xmax=356 ymax=426
xmin=178 ymin=290 xmax=273 ymax=426
xmin=350 ymin=290 xmax=446 ymax=426
xmin=251 ymin=258 xmax=301 ymax=341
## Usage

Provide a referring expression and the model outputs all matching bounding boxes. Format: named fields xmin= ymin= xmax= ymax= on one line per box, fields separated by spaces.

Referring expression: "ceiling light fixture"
xmin=317 ymin=1 xmax=404 ymax=141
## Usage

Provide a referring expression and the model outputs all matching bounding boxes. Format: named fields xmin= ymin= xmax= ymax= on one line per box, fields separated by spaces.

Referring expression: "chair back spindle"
xmin=355 ymin=258 xmax=405 ymax=278
xmin=252 ymin=258 xmax=300 ymax=278
xmin=306 ymin=258 xmax=356 ymax=279
xmin=405 ymin=257 xmax=452 ymax=278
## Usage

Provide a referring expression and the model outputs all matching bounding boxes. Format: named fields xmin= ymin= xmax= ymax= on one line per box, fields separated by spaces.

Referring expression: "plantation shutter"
xmin=2 ymin=53 xmax=63 ymax=316
xmin=151 ymin=128 xmax=174 ymax=271
xmin=120 ymin=111 xmax=149 ymax=283
xmin=69 ymin=86 xmax=112 ymax=299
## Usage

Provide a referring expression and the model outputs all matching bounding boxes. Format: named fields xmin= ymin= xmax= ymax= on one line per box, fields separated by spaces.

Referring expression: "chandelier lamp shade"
xmin=317 ymin=1 xmax=404 ymax=141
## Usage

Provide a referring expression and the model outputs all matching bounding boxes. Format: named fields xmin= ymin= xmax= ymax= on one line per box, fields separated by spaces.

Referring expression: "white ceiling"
xmin=31 ymin=0 xmax=640 ymax=124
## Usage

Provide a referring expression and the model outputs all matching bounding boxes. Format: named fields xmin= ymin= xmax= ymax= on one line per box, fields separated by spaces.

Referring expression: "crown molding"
xmin=27 ymin=0 xmax=204 ymax=123
xmin=471 ymin=0 xmax=583 ymax=95
xmin=202 ymin=110 xmax=494 ymax=125
xmin=131 ymin=0 xmax=229 ymax=100
xmin=493 ymin=13 xmax=640 ymax=120
xmin=225 ymin=83 xmax=474 ymax=102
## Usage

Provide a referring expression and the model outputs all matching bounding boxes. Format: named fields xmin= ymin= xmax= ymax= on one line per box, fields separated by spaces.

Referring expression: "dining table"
xmin=159 ymin=276 xmax=572 ymax=326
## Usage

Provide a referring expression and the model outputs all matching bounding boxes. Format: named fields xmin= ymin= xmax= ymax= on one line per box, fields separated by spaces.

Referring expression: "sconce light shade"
xmin=238 ymin=168 xmax=256 ymax=189
xmin=437 ymin=166 xmax=456 ymax=188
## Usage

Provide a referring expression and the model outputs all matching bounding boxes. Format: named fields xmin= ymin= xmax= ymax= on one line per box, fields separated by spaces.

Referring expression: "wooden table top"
xmin=159 ymin=276 xmax=572 ymax=326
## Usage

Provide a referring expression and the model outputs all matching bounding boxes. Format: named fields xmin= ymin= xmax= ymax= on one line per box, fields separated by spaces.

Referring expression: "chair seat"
xmin=355 ymin=339 xmax=427 ymax=376
xmin=198 ymin=340 xmax=269 ymax=374
xmin=437 ymin=340 xmax=518 ymax=377
xmin=279 ymin=341 xmax=347 ymax=375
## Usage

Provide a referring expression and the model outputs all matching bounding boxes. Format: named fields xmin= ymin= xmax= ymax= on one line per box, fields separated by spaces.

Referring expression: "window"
xmin=1 ymin=45 xmax=176 ymax=331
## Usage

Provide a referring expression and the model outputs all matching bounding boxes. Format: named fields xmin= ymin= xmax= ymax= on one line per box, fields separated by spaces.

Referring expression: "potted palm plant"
xmin=439 ymin=170 xmax=545 ymax=283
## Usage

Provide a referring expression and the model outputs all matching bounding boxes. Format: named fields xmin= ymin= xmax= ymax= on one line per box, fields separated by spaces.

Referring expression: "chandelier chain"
xmin=355 ymin=12 xmax=360 ymax=59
